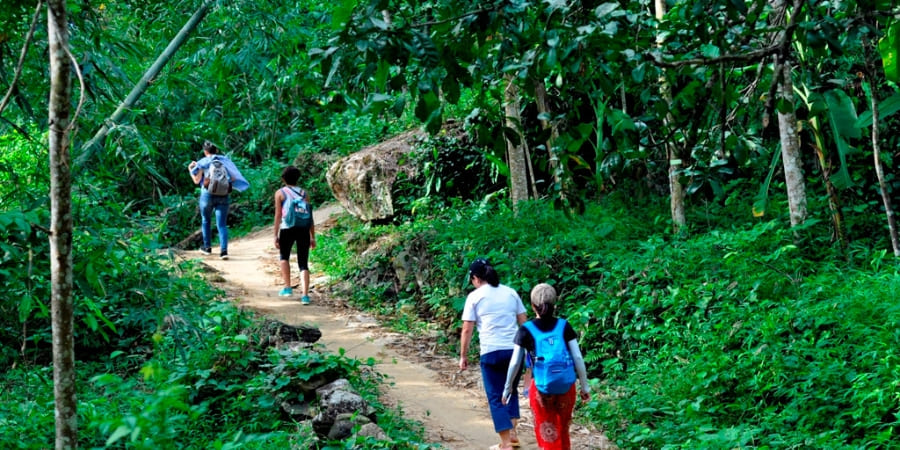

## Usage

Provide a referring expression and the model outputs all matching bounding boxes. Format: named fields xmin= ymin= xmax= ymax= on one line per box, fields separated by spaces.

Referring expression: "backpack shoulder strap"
xmin=522 ymin=320 xmax=538 ymax=336
xmin=553 ymin=318 xmax=567 ymax=335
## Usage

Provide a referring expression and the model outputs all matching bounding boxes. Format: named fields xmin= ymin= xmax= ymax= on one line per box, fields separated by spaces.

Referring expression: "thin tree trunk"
xmin=813 ymin=141 xmax=846 ymax=249
xmin=75 ymin=0 xmax=215 ymax=168
xmin=47 ymin=1 xmax=76 ymax=448
xmin=767 ymin=0 xmax=808 ymax=228
xmin=655 ymin=0 xmax=686 ymax=233
xmin=504 ymin=74 xmax=530 ymax=209
xmin=534 ymin=80 xmax=566 ymax=203
xmin=775 ymin=59 xmax=808 ymax=227
xmin=868 ymin=82 xmax=900 ymax=256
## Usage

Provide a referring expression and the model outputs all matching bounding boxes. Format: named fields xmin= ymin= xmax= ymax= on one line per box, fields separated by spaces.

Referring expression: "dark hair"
xmin=202 ymin=140 xmax=219 ymax=154
xmin=469 ymin=258 xmax=500 ymax=287
xmin=281 ymin=166 xmax=301 ymax=186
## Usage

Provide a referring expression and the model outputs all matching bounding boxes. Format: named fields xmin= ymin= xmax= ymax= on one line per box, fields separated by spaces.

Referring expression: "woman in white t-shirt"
xmin=459 ymin=258 xmax=528 ymax=450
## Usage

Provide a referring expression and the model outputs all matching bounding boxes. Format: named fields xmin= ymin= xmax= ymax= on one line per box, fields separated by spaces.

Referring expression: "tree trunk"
xmin=868 ymin=81 xmax=900 ymax=256
xmin=47 ymin=1 xmax=77 ymax=448
xmin=655 ymin=0 xmax=686 ymax=233
xmin=504 ymin=75 xmax=530 ymax=209
xmin=775 ymin=60 xmax=808 ymax=227
xmin=534 ymin=80 xmax=566 ymax=203
xmin=768 ymin=0 xmax=808 ymax=228
xmin=75 ymin=0 xmax=215 ymax=169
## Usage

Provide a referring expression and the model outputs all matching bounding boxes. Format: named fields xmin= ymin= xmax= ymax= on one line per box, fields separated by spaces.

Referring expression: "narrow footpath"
xmin=195 ymin=204 xmax=612 ymax=449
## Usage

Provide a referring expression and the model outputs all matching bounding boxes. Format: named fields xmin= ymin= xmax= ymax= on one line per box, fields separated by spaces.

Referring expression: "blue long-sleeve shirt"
xmin=190 ymin=155 xmax=250 ymax=192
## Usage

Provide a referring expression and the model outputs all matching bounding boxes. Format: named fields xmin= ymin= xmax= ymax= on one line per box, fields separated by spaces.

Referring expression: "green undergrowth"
xmin=320 ymin=194 xmax=900 ymax=449
xmin=0 ymin=211 xmax=435 ymax=447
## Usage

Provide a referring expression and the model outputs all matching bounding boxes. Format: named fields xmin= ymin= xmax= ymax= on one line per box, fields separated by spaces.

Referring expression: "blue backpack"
xmin=524 ymin=319 xmax=576 ymax=395
xmin=282 ymin=187 xmax=312 ymax=228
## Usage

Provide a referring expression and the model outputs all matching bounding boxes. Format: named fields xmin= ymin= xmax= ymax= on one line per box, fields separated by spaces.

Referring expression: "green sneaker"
xmin=301 ymin=295 xmax=310 ymax=305
xmin=278 ymin=287 xmax=292 ymax=297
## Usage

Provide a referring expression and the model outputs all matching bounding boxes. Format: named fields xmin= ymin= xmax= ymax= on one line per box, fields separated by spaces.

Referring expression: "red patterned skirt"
xmin=528 ymin=379 xmax=576 ymax=449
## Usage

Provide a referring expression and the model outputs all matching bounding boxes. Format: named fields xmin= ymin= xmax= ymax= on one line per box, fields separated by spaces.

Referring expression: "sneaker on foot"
xmin=200 ymin=247 xmax=212 ymax=255
xmin=301 ymin=295 xmax=310 ymax=305
xmin=220 ymin=251 xmax=229 ymax=260
xmin=278 ymin=287 xmax=292 ymax=297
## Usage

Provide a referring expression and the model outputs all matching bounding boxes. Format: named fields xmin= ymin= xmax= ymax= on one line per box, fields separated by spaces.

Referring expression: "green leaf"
xmin=332 ymin=1 xmax=356 ymax=30
xmin=594 ymin=3 xmax=620 ymax=18
xmin=879 ymin=21 xmax=900 ymax=83
xmin=855 ymin=92 xmax=900 ymax=128
xmin=824 ymin=89 xmax=861 ymax=140
xmin=106 ymin=425 xmax=132 ymax=446
xmin=632 ymin=63 xmax=645 ymax=83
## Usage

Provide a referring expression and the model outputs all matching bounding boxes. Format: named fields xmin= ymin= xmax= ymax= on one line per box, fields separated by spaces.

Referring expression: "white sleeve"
xmin=502 ymin=345 xmax=526 ymax=403
xmin=567 ymin=339 xmax=590 ymax=394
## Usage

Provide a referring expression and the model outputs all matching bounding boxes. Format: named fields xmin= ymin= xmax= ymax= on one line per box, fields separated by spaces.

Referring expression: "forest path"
xmin=193 ymin=204 xmax=611 ymax=449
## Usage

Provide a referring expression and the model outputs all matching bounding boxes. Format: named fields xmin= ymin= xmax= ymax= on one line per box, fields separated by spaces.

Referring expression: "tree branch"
xmin=0 ymin=0 xmax=42 ymax=118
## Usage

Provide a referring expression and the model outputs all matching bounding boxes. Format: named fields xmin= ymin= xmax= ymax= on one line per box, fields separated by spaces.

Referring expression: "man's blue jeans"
xmin=199 ymin=191 xmax=229 ymax=252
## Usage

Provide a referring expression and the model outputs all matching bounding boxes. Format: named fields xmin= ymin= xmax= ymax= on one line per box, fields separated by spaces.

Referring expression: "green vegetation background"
xmin=2 ymin=0 xmax=900 ymax=448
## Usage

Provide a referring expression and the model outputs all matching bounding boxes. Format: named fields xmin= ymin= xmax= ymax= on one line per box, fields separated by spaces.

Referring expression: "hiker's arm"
xmin=273 ymin=190 xmax=284 ymax=248
xmin=458 ymin=321 xmax=475 ymax=371
xmin=188 ymin=161 xmax=203 ymax=185
xmin=502 ymin=345 xmax=525 ymax=404
xmin=516 ymin=312 xmax=527 ymax=325
xmin=567 ymin=339 xmax=591 ymax=401
xmin=309 ymin=223 xmax=316 ymax=249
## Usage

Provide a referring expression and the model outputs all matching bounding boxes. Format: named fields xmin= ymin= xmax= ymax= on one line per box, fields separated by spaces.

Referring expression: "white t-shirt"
xmin=461 ymin=284 xmax=527 ymax=355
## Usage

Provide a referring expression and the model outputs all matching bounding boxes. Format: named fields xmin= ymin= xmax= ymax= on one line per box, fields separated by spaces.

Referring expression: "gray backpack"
xmin=204 ymin=157 xmax=232 ymax=196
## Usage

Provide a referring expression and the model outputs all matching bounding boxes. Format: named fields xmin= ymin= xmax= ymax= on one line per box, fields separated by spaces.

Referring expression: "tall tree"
xmin=655 ymin=0 xmax=686 ymax=234
xmin=769 ymin=0 xmax=808 ymax=228
xmin=47 ymin=0 xmax=77 ymax=447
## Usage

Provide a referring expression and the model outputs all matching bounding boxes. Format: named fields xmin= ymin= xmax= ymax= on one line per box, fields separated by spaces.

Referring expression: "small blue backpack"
xmin=282 ymin=187 xmax=312 ymax=228
xmin=524 ymin=319 xmax=576 ymax=395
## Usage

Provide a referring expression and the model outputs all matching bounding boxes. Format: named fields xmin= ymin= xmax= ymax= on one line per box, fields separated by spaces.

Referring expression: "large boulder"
xmin=326 ymin=130 xmax=423 ymax=222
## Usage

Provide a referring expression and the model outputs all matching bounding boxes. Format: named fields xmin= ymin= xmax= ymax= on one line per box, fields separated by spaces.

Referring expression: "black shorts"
xmin=278 ymin=226 xmax=311 ymax=271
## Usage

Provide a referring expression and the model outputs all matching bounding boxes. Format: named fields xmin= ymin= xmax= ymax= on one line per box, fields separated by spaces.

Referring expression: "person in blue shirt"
xmin=187 ymin=140 xmax=249 ymax=259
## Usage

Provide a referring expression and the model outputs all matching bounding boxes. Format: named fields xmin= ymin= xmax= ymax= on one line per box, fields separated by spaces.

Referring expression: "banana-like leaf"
xmin=854 ymin=92 xmax=900 ymax=128
xmin=753 ymin=147 xmax=781 ymax=217
xmin=878 ymin=21 xmax=900 ymax=83
xmin=824 ymin=89 xmax=858 ymax=190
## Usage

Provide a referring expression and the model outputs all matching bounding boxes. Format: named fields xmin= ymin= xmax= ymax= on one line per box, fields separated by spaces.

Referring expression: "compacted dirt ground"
xmin=191 ymin=204 xmax=613 ymax=449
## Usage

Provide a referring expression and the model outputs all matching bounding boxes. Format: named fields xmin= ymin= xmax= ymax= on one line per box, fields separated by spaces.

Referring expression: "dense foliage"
xmin=3 ymin=0 xmax=900 ymax=448
xmin=323 ymin=192 xmax=900 ymax=448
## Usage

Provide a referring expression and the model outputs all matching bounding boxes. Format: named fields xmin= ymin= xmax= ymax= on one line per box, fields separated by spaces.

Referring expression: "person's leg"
xmin=213 ymin=196 xmax=230 ymax=255
xmin=278 ymin=227 xmax=298 ymax=295
xmin=480 ymin=350 xmax=516 ymax=448
xmin=557 ymin=384 xmax=577 ymax=450
xmin=295 ymin=229 xmax=311 ymax=302
xmin=198 ymin=193 xmax=212 ymax=251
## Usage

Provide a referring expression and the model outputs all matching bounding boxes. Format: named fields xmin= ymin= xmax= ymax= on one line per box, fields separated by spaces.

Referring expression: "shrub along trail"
xmin=197 ymin=204 xmax=610 ymax=449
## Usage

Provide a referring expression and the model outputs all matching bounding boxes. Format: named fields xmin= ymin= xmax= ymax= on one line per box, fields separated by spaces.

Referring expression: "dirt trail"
xmin=195 ymin=204 xmax=611 ymax=449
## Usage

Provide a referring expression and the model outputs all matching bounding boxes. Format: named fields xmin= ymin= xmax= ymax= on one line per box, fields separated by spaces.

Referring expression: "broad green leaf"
xmin=879 ymin=21 xmax=900 ymax=83
xmin=855 ymin=92 xmax=900 ymax=128
xmin=594 ymin=3 xmax=620 ymax=18
xmin=700 ymin=44 xmax=720 ymax=58
xmin=632 ymin=63 xmax=645 ymax=83
xmin=753 ymin=148 xmax=781 ymax=217
xmin=824 ymin=90 xmax=858 ymax=190
xmin=332 ymin=1 xmax=356 ymax=30
xmin=606 ymin=109 xmax=636 ymax=134
xmin=824 ymin=89 xmax=861 ymax=140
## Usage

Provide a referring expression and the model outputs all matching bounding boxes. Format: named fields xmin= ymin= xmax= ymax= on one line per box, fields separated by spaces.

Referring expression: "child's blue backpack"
xmin=282 ymin=187 xmax=312 ymax=228
xmin=524 ymin=319 xmax=576 ymax=395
